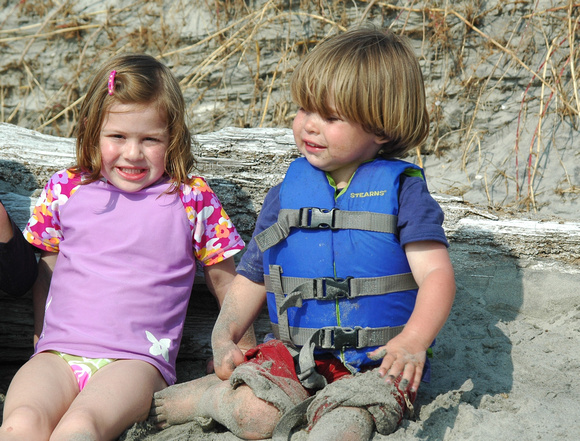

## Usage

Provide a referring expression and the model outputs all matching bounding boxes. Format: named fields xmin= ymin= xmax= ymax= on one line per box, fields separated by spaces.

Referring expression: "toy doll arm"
xmin=211 ymin=274 xmax=266 ymax=380
xmin=369 ymin=241 xmax=455 ymax=392
xmin=32 ymin=250 xmax=58 ymax=345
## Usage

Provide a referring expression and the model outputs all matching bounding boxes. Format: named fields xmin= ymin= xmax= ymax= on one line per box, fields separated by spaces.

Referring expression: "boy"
xmin=151 ymin=26 xmax=455 ymax=440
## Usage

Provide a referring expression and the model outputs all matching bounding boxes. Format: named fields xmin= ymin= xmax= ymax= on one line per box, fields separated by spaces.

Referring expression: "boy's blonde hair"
xmin=291 ymin=26 xmax=429 ymax=158
xmin=75 ymin=54 xmax=194 ymax=188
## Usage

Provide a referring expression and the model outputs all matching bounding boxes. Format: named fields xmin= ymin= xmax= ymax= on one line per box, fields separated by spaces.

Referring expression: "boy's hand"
xmin=207 ymin=332 xmax=255 ymax=374
xmin=367 ymin=332 xmax=427 ymax=393
xmin=212 ymin=339 xmax=245 ymax=380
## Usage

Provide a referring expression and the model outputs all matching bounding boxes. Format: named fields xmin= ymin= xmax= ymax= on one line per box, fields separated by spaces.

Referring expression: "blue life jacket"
xmin=256 ymin=157 xmax=423 ymax=375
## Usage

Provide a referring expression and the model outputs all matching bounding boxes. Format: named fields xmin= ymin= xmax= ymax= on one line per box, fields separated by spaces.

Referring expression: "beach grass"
xmin=0 ymin=0 xmax=578 ymax=212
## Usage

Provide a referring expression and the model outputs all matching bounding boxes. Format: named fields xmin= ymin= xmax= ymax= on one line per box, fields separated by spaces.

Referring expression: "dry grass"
xmin=0 ymin=0 xmax=578 ymax=212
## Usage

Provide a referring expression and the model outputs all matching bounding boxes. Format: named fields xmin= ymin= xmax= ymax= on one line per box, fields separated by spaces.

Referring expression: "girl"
xmin=0 ymin=54 xmax=245 ymax=440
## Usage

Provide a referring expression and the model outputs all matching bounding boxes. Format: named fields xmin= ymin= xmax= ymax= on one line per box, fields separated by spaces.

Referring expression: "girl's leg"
xmin=49 ymin=359 xmax=166 ymax=441
xmin=0 ymin=352 xmax=78 ymax=441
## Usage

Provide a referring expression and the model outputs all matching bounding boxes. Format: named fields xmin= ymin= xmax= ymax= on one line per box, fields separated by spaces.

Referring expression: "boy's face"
xmin=99 ymin=102 xmax=169 ymax=192
xmin=293 ymin=107 xmax=385 ymax=188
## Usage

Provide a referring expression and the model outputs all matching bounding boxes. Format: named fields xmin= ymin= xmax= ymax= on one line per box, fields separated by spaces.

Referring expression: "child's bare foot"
xmin=150 ymin=374 xmax=223 ymax=429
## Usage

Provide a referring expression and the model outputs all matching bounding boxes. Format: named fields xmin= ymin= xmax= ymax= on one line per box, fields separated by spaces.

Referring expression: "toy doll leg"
xmin=0 ymin=352 xmax=78 ymax=441
xmin=48 ymin=359 xmax=166 ymax=441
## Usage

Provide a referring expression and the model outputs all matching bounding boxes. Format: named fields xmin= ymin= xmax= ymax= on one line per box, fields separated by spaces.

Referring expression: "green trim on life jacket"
xmin=403 ymin=167 xmax=424 ymax=179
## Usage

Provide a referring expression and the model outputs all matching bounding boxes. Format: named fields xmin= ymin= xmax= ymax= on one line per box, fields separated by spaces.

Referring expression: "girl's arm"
xmin=211 ymin=274 xmax=267 ymax=380
xmin=204 ymin=257 xmax=257 ymax=353
xmin=369 ymin=240 xmax=455 ymax=392
xmin=32 ymin=250 xmax=58 ymax=345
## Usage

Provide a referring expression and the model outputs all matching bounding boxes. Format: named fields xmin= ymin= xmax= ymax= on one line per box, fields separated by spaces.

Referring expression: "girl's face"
xmin=99 ymin=102 xmax=169 ymax=192
xmin=292 ymin=106 xmax=385 ymax=188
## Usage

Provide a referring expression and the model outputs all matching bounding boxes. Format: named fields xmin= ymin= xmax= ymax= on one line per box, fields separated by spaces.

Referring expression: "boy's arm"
xmin=33 ymin=250 xmax=58 ymax=345
xmin=369 ymin=240 xmax=455 ymax=392
xmin=211 ymin=274 xmax=267 ymax=380
xmin=204 ymin=257 xmax=257 ymax=358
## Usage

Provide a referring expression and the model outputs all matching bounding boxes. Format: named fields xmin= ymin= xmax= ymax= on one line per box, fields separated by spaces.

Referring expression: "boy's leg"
xmin=152 ymin=375 xmax=280 ymax=440
xmin=151 ymin=374 xmax=222 ymax=428
xmin=306 ymin=369 xmax=411 ymax=437
xmin=152 ymin=340 xmax=309 ymax=439
xmin=49 ymin=359 xmax=166 ymax=441
xmin=307 ymin=407 xmax=374 ymax=441
xmin=0 ymin=352 xmax=78 ymax=441
xmin=151 ymin=373 xmax=222 ymax=428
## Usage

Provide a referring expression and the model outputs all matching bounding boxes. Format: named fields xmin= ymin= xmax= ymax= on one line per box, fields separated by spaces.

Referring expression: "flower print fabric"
xmin=26 ymin=171 xmax=243 ymax=267
xmin=24 ymin=169 xmax=244 ymax=385
xmin=179 ymin=176 xmax=243 ymax=266
xmin=25 ymin=169 xmax=82 ymax=252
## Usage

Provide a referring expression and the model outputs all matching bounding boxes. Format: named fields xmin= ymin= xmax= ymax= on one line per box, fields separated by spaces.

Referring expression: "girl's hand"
xmin=367 ymin=333 xmax=427 ymax=393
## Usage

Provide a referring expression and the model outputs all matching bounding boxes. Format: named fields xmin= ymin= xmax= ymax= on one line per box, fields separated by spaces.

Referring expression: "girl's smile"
xmin=99 ymin=103 xmax=169 ymax=192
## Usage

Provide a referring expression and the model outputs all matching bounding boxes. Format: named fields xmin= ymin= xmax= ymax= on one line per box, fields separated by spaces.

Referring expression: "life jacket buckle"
xmin=330 ymin=326 xmax=360 ymax=350
xmin=318 ymin=276 xmax=353 ymax=299
xmin=299 ymin=207 xmax=338 ymax=229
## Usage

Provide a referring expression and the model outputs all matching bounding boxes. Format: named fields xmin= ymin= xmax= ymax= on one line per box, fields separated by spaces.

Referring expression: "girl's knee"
xmin=50 ymin=408 xmax=99 ymax=441
xmin=0 ymin=405 xmax=53 ymax=441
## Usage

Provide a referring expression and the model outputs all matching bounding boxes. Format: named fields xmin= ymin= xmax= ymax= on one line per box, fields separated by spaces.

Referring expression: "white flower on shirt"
xmin=194 ymin=206 xmax=215 ymax=243
xmin=146 ymin=331 xmax=171 ymax=362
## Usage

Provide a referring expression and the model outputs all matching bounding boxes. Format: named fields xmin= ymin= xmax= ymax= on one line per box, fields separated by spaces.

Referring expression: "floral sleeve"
xmin=179 ymin=176 xmax=245 ymax=266
xmin=24 ymin=169 xmax=82 ymax=252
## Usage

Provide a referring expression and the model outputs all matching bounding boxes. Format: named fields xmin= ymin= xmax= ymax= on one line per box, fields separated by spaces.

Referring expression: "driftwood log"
xmin=1 ymin=122 xmax=579 ymax=369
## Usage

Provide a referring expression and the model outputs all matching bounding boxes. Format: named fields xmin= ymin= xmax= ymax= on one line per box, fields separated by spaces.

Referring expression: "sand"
xmin=1 ymin=0 xmax=579 ymax=439
xmin=111 ymin=223 xmax=580 ymax=441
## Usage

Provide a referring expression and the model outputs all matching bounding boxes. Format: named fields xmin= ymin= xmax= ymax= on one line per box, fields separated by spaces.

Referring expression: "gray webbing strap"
xmin=265 ymin=272 xmax=418 ymax=315
xmin=272 ymin=396 xmax=316 ymax=441
xmin=270 ymin=324 xmax=405 ymax=349
xmin=269 ymin=265 xmax=292 ymax=345
xmin=255 ymin=208 xmax=398 ymax=252
xmin=296 ymin=341 xmax=328 ymax=390
xmin=255 ymin=209 xmax=297 ymax=252
xmin=289 ymin=324 xmax=404 ymax=392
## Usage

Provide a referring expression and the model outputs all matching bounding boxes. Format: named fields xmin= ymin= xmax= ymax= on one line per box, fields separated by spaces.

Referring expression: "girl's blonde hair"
xmin=290 ymin=26 xmax=429 ymax=158
xmin=75 ymin=54 xmax=194 ymax=189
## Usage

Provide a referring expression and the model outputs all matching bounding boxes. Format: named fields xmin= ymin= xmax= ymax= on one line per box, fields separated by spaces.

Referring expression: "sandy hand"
xmin=213 ymin=340 xmax=245 ymax=380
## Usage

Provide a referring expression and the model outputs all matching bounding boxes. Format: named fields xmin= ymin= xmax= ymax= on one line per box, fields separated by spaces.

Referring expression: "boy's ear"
xmin=374 ymin=134 xmax=390 ymax=145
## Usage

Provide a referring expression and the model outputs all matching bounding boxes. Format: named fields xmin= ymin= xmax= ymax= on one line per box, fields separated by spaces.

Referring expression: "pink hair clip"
xmin=107 ymin=70 xmax=117 ymax=96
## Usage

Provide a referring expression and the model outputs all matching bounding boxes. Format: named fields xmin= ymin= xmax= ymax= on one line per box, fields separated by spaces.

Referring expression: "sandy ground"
xmin=109 ymin=236 xmax=580 ymax=441
xmin=3 ymin=241 xmax=580 ymax=441
xmin=1 ymin=0 xmax=579 ymax=439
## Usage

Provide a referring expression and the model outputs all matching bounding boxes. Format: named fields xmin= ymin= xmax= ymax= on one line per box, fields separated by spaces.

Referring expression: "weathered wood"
xmin=1 ymin=122 xmax=579 ymax=365
xmin=0 ymin=123 xmax=299 ymax=241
